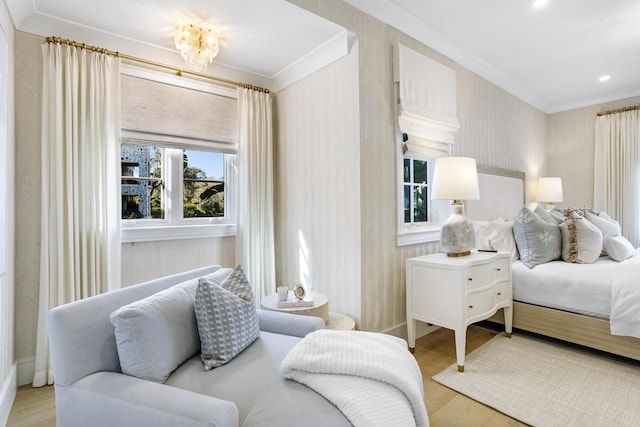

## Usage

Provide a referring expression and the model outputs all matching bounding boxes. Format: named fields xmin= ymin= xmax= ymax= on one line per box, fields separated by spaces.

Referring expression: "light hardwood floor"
xmin=7 ymin=324 xmax=525 ymax=426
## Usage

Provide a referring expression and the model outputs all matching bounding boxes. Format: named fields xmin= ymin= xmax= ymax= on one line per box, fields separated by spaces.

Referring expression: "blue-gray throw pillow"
xmin=194 ymin=265 xmax=260 ymax=370
xmin=513 ymin=206 xmax=561 ymax=268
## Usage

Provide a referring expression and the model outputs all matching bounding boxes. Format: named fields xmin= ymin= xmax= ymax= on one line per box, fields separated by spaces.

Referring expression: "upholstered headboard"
xmin=465 ymin=165 xmax=525 ymax=221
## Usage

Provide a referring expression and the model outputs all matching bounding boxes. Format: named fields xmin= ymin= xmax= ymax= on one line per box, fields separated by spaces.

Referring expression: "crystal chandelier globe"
xmin=174 ymin=24 xmax=220 ymax=70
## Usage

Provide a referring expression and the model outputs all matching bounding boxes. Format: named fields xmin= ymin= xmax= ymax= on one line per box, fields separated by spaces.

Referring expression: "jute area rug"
xmin=432 ymin=333 xmax=640 ymax=427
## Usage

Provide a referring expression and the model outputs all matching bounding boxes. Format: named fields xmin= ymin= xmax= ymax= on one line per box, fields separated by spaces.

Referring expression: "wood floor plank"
xmin=7 ymin=325 xmax=524 ymax=426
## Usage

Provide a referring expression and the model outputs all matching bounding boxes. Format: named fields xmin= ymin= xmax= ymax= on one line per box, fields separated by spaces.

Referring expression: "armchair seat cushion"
xmin=165 ymin=331 xmax=350 ymax=426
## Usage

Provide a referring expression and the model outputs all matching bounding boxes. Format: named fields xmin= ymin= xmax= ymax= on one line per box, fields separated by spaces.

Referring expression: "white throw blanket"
xmin=610 ymin=260 xmax=640 ymax=338
xmin=280 ymin=329 xmax=429 ymax=427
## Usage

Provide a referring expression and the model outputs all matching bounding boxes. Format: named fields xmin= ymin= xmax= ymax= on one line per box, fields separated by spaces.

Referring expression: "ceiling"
xmin=6 ymin=0 xmax=640 ymax=112
xmin=6 ymin=0 xmax=349 ymax=92
xmin=345 ymin=0 xmax=640 ymax=113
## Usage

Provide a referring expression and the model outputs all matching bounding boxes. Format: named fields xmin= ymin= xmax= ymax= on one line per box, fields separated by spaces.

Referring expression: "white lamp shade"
xmin=537 ymin=177 xmax=563 ymax=202
xmin=431 ymin=157 xmax=480 ymax=200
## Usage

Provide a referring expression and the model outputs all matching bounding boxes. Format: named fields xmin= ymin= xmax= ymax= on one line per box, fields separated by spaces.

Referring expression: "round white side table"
xmin=260 ymin=292 xmax=355 ymax=330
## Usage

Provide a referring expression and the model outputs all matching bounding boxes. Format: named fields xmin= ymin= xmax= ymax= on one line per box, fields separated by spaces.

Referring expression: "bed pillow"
xmin=584 ymin=211 xmax=621 ymax=237
xmin=559 ymin=212 xmax=603 ymax=264
xmin=473 ymin=220 xmax=493 ymax=250
xmin=513 ymin=207 xmax=561 ymax=268
xmin=603 ymin=234 xmax=635 ymax=262
xmin=473 ymin=219 xmax=518 ymax=261
xmin=548 ymin=207 xmax=565 ymax=224
xmin=195 ymin=265 xmax=260 ymax=371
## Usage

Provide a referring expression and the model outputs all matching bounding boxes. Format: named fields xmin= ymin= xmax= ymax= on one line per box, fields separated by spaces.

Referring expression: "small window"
xmin=403 ymin=158 xmax=430 ymax=224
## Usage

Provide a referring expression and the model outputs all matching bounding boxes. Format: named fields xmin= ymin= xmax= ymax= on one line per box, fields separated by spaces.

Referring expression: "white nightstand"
xmin=406 ymin=251 xmax=513 ymax=372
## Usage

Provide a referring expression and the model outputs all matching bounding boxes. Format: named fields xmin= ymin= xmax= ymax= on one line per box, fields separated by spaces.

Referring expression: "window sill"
xmin=121 ymin=223 xmax=236 ymax=243
xmin=396 ymin=227 xmax=440 ymax=247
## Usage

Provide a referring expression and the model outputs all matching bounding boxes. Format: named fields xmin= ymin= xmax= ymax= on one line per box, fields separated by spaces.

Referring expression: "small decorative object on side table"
xmin=405 ymin=251 xmax=513 ymax=372
xmin=261 ymin=291 xmax=356 ymax=331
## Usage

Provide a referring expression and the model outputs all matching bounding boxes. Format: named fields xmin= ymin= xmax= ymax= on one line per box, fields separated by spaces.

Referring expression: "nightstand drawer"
xmin=495 ymin=280 xmax=511 ymax=303
xmin=464 ymin=263 xmax=500 ymax=290
xmin=495 ymin=257 xmax=510 ymax=280
xmin=466 ymin=290 xmax=496 ymax=319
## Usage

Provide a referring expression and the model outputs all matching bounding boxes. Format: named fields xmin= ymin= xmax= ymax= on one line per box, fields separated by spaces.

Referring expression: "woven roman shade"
xmin=121 ymin=74 xmax=237 ymax=153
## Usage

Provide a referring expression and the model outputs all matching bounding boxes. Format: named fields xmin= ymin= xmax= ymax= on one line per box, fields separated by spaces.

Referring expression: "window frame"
xmin=120 ymin=64 xmax=237 ymax=243
xmin=395 ymin=142 xmax=450 ymax=247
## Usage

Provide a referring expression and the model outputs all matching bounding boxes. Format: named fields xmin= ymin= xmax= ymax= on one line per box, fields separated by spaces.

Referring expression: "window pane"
xmin=404 ymin=185 xmax=411 ymax=223
xmin=414 ymin=186 xmax=428 ymax=222
xmin=413 ymin=160 xmax=427 ymax=184
xmin=403 ymin=158 xmax=410 ymax=183
xmin=121 ymin=145 xmax=163 ymax=219
xmin=183 ymin=149 xmax=225 ymax=218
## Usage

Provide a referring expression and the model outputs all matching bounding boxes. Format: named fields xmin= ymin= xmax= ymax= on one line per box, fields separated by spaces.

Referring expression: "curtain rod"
xmin=45 ymin=36 xmax=270 ymax=94
xmin=596 ymin=104 xmax=640 ymax=116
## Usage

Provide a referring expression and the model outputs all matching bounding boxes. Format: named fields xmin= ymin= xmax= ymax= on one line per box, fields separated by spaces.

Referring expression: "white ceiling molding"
xmin=271 ymin=30 xmax=352 ymax=93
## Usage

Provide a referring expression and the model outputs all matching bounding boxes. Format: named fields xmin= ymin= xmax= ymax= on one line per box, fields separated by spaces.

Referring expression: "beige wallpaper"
xmin=273 ymin=34 xmax=361 ymax=325
xmin=286 ymin=0 xmax=547 ymax=333
xmin=0 ymin=0 xmax=15 ymax=413
xmin=547 ymin=95 xmax=640 ymax=208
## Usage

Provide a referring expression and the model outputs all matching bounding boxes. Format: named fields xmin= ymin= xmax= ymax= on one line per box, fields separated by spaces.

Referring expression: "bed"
xmin=467 ymin=166 xmax=640 ymax=361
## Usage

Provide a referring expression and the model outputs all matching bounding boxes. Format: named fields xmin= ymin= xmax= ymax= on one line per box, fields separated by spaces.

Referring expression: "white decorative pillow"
xmin=603 ymin=235 xmax=635 ymax=262
xmin=195 ymin=265 xmax=260 ymax=371
xmin=559 ymin=212 xmax=603 ymax=264
xmin=513 ymin=207 xmax=561 ymax=268
xmin=584 ymin=211 xmax=621 ymax=237
xmin=109 ymin=269 xmax=233 ymax=382
xmin=110 ymin=278 xmax=200 ymax=382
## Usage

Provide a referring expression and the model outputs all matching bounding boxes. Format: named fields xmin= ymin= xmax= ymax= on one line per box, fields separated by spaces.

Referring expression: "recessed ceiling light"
xmin=599 ymin=75 xmax=610 ymax=82
xmin=533 ymin=0 xmax=548 ymax=8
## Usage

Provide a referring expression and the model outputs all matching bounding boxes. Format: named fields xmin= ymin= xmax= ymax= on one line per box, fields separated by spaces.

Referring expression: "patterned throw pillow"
xmin=559 ymin=212 xmax=603 ymax=264
xmin=194 ymin=265 xmax=260 ymax=371
xmin=513 ymin=207 xmax=561 ymax=268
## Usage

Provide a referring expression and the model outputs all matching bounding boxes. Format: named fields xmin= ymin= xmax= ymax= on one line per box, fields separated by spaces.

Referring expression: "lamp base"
xmin=440 ymin=202 xmax=475 ymax=257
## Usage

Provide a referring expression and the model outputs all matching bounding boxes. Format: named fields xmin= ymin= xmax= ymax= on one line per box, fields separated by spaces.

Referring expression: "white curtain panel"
xmin=594 ymin=110 xmax=640 ymax=247
xmin=33 ymin=43 xmax=121 ymax=387
xmin=236 ymin=87 xmax=275 ymax=305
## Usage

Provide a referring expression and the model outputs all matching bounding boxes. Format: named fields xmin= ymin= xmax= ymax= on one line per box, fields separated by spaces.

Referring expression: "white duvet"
xmin=512 ymin=249 xmax=640 ymax=338
xmin=280 ymin=329 xmax=429 ymax=427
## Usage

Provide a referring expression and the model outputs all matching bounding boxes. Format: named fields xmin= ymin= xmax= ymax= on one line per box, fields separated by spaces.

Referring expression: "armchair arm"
xmin=257 ymin=309 xmax=325 ymax=337
xmin=55 ymin=371 xmax=238 ymax=427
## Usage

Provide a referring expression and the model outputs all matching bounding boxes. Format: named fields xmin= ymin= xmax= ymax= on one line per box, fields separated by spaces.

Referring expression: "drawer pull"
xmin=467 ymin=278 xmax=472 ymax=281
xmin=496 ymin=268 xmax=501 ymax=272
xmin=468 ymin=305 xmax=473 ymax=309
xmin=497 ymin=292 xmax=502 ymax=296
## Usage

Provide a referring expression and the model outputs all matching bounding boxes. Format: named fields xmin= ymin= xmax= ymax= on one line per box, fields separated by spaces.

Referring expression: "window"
xmin=120 ymin=140 xmax=236 ymax=242
xmin=119 ymin=65 xmax=238 ymax=243
xmin=403 ymin=158 xmax=430 ymax=224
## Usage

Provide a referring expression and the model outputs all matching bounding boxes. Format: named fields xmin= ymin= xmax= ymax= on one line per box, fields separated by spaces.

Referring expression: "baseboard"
xmin=0 ymin=363 xmax=17 ymax=426
xmin=383 ymin=321 xmax=440 ymax=341
xmin=16 ymin=357 xmax=34 ymax=387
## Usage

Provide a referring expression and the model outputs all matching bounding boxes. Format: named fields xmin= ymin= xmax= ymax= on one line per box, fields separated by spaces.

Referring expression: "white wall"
xmin=0 ymin=0 xmax=15 ymax=422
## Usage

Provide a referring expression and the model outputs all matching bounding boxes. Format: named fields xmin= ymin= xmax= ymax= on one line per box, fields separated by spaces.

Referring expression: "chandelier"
xmin=174 ymin=24 xmax=220 ymax=70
